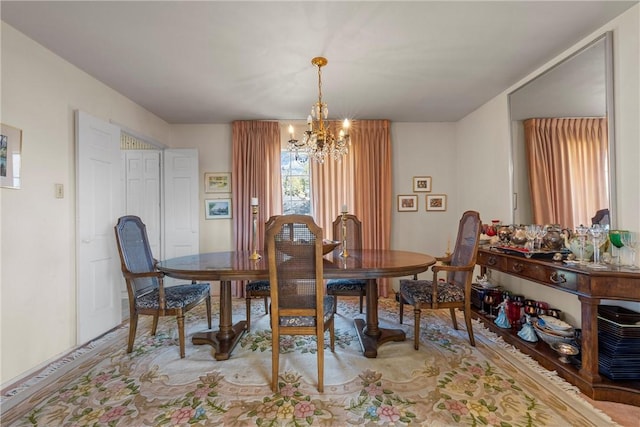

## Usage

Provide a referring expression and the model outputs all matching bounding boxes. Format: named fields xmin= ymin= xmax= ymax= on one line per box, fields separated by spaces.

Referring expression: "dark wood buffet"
xmin=475 ymin=247 xmax=640 ymax=406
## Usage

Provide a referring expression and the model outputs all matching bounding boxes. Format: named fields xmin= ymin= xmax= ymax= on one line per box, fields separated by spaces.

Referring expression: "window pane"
xmin=281 ymin=150 xmax=311 ymax=215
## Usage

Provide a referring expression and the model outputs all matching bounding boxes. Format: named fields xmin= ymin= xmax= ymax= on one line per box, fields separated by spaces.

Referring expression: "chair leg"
xmin=246 ymin=296 xmax=252 ymax=331
xmin=329 ymin=319 xmax=335 ymax=351
xmin=359 ymin=291 xmax=364 ymax=313
xmin=127 ymin=312 xmax=138 ymax=353
xmin=272 ymin=329 xmax=280 ymax=392
xmin=151 ymin=314 xmax=159 ymax=335
xmin=333 ymin=295 xmax=338 ymax=314
xmin=177 ymin=314 xmax=186 ymax=358
xmin=317 ymin=328 xmax=324 ymax=393
xmin=206 ymin=294 xmax=212 ymax=329
xmin=413 ymin=307 xmax=421 ymax=350
xmin=263 ymin=296 xmax=268 ymax=314
xmin=449 ymin=308 xmax=459 ymax=330
xmin=399 ymin=294 xmax=404 ymax=324
xmin=463 ymin=310 xmax=476 ymax=347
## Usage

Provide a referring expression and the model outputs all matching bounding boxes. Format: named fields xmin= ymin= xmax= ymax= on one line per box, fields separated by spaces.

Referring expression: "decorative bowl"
xmin=276 ymin=240 xmax=341 ymax=256
xmin=322 ymin=240 xmax=341 ymax=255
xmin=533 ymin=321 xmax=575 ymax=346
xmin=550 ymin=342 xmax=579 ymax=363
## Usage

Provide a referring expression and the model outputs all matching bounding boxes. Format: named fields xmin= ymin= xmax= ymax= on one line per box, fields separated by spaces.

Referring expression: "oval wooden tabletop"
xmin=157 ymin=249 xmax=435 ymax=281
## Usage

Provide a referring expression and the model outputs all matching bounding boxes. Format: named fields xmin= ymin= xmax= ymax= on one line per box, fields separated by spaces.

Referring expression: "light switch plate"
xmin=55 ymin=183 xmax=64 ymax=198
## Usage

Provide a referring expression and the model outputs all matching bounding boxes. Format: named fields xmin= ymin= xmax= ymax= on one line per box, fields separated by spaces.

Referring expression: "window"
xmin=281 ymin=150 xmax=311 ymax=215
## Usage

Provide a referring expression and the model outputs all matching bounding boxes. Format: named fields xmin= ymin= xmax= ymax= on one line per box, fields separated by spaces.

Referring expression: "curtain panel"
xmin=231 ymin=121 xmax=282 ymax=296
xmin=524 ymin=117 xmax=608 ymax=229
xmin=312 ymin=119 xmax=393 ymax=296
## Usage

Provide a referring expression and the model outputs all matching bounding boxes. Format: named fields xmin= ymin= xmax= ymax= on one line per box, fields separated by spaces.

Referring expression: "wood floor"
xmin=587 ymin=397 xmax=640 ymax=426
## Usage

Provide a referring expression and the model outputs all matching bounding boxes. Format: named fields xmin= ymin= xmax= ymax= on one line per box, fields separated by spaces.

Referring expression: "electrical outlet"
xmin=55 ymin=183 xmax=64 ymax=199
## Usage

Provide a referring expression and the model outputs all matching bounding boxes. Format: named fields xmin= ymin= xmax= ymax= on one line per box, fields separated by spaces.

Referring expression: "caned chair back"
xmin=331 ymin=214 xmax=363 ymax=251
xmin=114 ymin=215 xmax=159 ymax=299
xmin=448 ymin=211 xmax=482 ymax=288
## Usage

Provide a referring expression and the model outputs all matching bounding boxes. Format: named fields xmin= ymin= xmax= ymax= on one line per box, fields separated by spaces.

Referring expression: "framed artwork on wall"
xmin=397 ymin=195 xmax=418 ymax=212
xmin=204 ymin=172 xmax=231 ymax=193
xmin=1 ymin=123 xmax=22 ymax=189
xmin=205 ymin=198 xmax=232 ymax=219
xmin=412 ymin=176 xmax=431 ymax=192
xmin=426 ymin=194 xmax=447 ymax=211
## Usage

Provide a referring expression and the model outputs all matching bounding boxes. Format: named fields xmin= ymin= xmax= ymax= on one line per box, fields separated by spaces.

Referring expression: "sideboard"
xmin=475 ymin=247 xmax=640 ymax=406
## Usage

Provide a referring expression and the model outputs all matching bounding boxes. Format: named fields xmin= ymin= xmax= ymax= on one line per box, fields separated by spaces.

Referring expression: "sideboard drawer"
xmin=477 ymin=250 xmax=506 ymax=271
xmin=503 ymin=258 xmax=578 ymax=292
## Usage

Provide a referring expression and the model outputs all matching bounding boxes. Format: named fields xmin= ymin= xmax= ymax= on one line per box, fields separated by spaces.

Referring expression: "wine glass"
xmin=575 ymin=224 xmax=589 ymax=264
xmin=525 ymin=225 xmax=538 ymax=252
xmin=621 ymin=231 xmax=639 ymax=269
xmin=534 ymin=225 xmax=546 ymax=250
xmin=609 ymin=229 xmax=625 ymax=265
xmin=588 ymin=224 xmax=607 ymax=269
xmin=484 ymin=294 xmax=496 ymax=319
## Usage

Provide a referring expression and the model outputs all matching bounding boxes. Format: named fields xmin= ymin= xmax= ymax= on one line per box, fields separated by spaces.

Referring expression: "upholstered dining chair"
xmin=114 ymin=215 xmax=212 ymax=358
xmin=398 ymin=210 xmax=482 ymax=349
xmin=245 ymin=215 xmax=278 ymax=331
xmin=266 ymin=214 xmax=335 ymax=392
xmin=326 ymin=214 xmax=367 ymax=313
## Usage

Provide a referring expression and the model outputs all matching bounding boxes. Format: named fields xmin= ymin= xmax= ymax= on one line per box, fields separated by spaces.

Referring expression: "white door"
xmin=76 ymin=110 xmax=123 ymax=344
xmin=123 ymin=150 xmax=162 ymax=255
xmin=164 ymin=149 xmax=199 ymax=268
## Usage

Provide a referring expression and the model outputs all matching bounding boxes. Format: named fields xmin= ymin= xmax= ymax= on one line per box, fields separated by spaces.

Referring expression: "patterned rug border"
xmin=0 ymin=298 xmax=619 ymax=426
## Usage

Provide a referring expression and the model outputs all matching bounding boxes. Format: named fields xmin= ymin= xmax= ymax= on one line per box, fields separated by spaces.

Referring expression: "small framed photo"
xmin=205 ymin=198 xmax=232 ymax=219
xmin=397 ymin=195 xmax=418 ymax=212
xmin=412 ymin=176 xmax=431 ymax=192
xmin=426 ymin=194 xmax=447 ymax=212
xmin=204 ymin=172 xmax=231 ymax=193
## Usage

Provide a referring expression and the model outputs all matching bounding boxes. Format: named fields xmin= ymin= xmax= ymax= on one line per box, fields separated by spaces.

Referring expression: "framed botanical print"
xmin=397 ymin=195 xmax=418 ymax=212
xmin=412 ymin=176 xmax=431 ymax=192
xmin=426 ymin=194 xmax=447 ymax=211
xmin=204 ymin=172 xmax=231 ymax=193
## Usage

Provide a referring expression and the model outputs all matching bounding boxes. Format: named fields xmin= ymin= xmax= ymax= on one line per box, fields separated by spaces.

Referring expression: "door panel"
xmin=163 ymin=149 xmax=199 ymax=261
xmin=76 ymin=110 xmax=122 ymax=344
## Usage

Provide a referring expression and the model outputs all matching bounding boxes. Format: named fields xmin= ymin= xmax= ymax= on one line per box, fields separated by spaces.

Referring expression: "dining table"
xmin=156 ymin=249 xmax=435 ymax=360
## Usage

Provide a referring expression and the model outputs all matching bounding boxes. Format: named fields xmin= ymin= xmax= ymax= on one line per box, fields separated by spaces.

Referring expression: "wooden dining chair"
xmin=398 ymin=210 xmax=481 ymax=349
xmin=326 ymin=214 xmax=368 ymax=313
xmin=266 ymin=214 xmax=335 ymax=392
xmin=114 ymin=215 xmax=212 ymax=358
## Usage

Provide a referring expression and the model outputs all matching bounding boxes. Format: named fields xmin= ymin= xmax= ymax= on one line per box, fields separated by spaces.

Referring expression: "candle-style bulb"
xmin=288 ymin=124 xmax=294 ymax=139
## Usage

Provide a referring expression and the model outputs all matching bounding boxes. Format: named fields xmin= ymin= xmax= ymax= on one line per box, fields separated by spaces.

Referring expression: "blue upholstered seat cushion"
xmin=246 ymin=280 xmax=271 ymax=293
xmin=135 ymin=283 xmax=210 ymax=309
xmin=279 ymin=295 xmax=335 ymax=327
xmin=326 ymin=279 xmax=366 ymax=293
xmin=399 ymin=279 xmax=464 ymax=305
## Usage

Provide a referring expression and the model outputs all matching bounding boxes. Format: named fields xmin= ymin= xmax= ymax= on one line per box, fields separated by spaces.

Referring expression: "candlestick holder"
xmin=340 ymin=210 xmax=349 ymax=258
xmin=249 ymin=204 xmax=261 ymax=260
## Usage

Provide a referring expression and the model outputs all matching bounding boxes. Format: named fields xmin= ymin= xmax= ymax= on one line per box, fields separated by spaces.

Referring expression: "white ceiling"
xmin=1 ymin=1 xmax=636 ymax=124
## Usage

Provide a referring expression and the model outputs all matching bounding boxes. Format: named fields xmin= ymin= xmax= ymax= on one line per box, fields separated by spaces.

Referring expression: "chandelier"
xmin=288 ymin=56 xmax=350 ymax=163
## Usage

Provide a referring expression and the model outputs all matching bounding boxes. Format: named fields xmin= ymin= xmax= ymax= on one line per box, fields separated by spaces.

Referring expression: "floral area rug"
xmin=2 ymin=297 xmax=616 ymax=426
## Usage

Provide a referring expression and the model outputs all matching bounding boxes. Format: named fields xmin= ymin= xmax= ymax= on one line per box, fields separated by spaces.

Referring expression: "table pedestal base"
xmin=192 ymin=321 xmax=247 ymax=361
xmin=354 ymin=318 xmax=406 ymax=358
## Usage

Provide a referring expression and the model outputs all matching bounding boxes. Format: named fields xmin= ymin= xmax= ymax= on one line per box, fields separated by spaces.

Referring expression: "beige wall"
xmin=1 ymin=4 xmax=638 ymax=386
xmin=0 ymin=22 xmax=172 ymax=384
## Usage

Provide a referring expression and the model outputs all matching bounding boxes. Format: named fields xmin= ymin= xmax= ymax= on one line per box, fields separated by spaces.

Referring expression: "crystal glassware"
xmin=609 ymin=229 xmax=625 ymax=266
xmin=621 ymin=231 xmax=639 ymax=269
xmin=484 ymin=294 xmax=496 ymax=319
xmin=587 ymin=224 xmax=606 ymax=269
xmin=575 ymin=224 xmax=589 ymax=264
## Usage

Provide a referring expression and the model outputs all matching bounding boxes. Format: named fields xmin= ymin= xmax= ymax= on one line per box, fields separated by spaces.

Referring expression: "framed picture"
xmin=1 ymin=123 xmax=22 ymax=189
xmin=397 ymin=195 xmax=418 ymax=212
xmin=205 ymin=198 xmax=232 ymax=219
xmin=412 ymin=176 xmax=431 ymax=192
xmin=204 ymin=172 xmax=231 ymax=193
xmin=426 ymin=194 xmax=447 ymax=211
